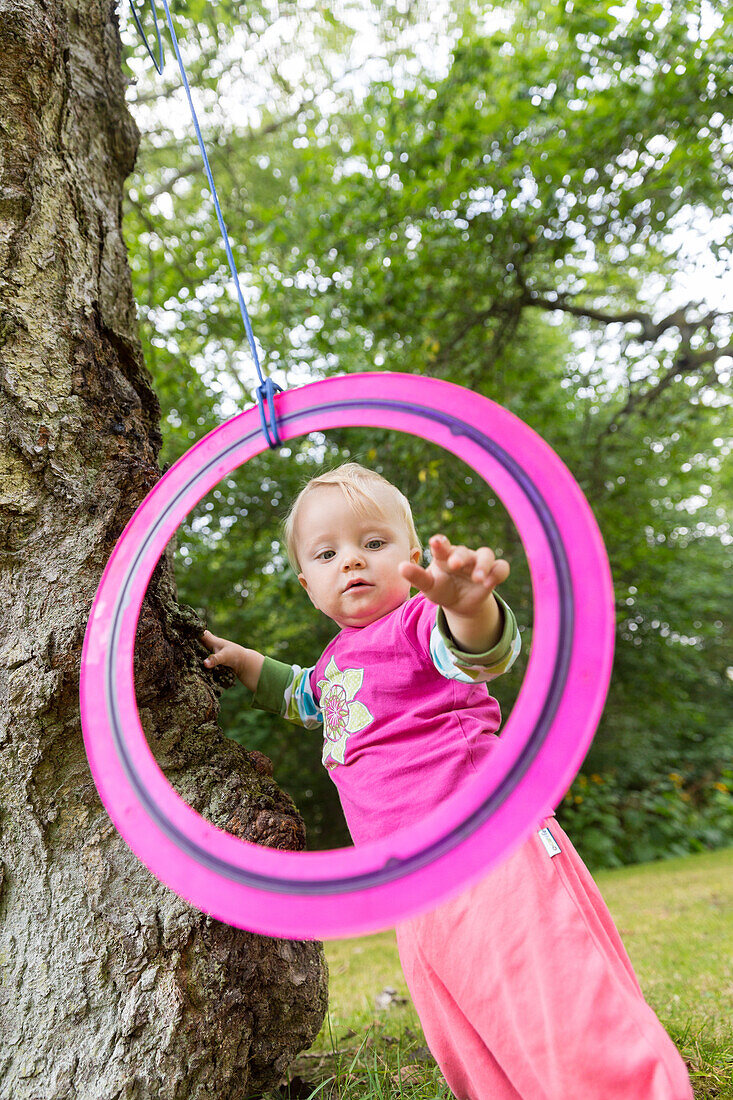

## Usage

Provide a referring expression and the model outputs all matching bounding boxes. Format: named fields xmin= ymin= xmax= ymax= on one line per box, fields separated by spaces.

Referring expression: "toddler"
xmin=202 ymin=463 xmax=692 ymax=1100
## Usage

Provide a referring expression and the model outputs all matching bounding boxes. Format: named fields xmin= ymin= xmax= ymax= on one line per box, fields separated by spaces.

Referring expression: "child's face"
xmin=295 ymin=485 xmax=421 ymax=629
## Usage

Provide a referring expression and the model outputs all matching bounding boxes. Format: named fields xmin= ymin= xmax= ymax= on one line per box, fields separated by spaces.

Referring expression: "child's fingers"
xmin=477 ymin=557 xmax=510 ymax=590
xmin=428 ymin=534 xmax=452 ymax=563
xmin=423 ymin=536 xmax=509 ymax=591
xmin=489 ymin=558 xmax=511 ymax=586
xmin=447 ymin=545 xmax=475 ymax=572
xmin=437 ymin=542 xmax=478 ymax=576
xmin=201 ymin=630 xmax=227 ymax=668
xmin=204 ymin=646 xmax=230 ymax=669
xmin=471 ymin=546 xmax=496 ymax=583
xmin=399 ymin=560 xmax=436 ymax=593
xmin=430 ymin=534 xmax=474 ymax=574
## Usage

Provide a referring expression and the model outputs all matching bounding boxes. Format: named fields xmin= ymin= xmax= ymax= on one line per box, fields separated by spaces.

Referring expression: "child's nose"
xmin=342 ymin=549 xmax=365 ymax=569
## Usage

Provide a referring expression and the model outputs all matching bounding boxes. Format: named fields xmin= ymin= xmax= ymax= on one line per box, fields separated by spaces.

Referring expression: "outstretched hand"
xmin=399 ymin=534 xmax=509 ymax=620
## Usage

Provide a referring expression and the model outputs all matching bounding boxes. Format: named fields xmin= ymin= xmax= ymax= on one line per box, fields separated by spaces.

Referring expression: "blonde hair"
xmin=284 ymin=462 xmax=421 ymax=572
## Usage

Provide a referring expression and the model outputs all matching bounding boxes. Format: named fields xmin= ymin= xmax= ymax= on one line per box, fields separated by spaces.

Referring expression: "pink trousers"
xmin=395 ymin=818 xmax=693 ymax=1100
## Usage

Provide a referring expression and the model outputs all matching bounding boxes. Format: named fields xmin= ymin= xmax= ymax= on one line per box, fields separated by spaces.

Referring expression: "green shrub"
xmin=555 ymin=769 xmax=733 ymax=870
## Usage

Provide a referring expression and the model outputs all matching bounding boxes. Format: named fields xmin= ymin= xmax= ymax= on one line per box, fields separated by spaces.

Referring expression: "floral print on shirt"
xmin=317 ymin=657 xmax=373 ymax=769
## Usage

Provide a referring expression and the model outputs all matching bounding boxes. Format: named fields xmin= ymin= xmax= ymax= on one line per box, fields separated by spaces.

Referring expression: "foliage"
xmin=124 ymin=0 xmax=732 ymax=852
xmin=556 ymin=768 xmax=733 ymax=870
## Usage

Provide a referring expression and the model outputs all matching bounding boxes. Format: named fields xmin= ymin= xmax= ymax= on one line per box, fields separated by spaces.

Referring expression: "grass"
xmin=260 ymin=848 xmax=733 ymax=1099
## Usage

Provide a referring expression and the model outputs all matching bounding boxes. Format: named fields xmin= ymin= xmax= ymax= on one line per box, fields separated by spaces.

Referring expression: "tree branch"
xmin=522 ymin=290 xmax=724 ymax=344
xmin=138 ymin=99 xmax=314 ymax=203
xmin=127 ymin=198 xmax=193 ymax=286
xmin=598 ymin=336 xmax=733 ymax=439
xmin=129 ymin=53 xmax=243 ymax=107
xmin=433 ymin=298 xmax=523 ymax=372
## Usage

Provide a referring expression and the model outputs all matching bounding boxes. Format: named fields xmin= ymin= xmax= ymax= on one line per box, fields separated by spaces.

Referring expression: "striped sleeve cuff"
xmin=252 ymin=656 xmax=322 ymax=729
xmin=430 ymin=593 xmax=521 ymax=684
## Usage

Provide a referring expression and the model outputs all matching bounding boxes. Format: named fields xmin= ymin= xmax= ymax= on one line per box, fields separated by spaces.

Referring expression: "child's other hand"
xmin=201 ymin=630 xmax=247 ymax=676
xmin=399 ymin=534 xmax=509 ymax=618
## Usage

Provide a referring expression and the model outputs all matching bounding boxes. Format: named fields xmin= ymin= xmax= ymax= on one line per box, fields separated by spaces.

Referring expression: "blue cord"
xmin=129 ymin=0 xmax=163 ymax=73
xmin=128 ymin=0 xmax=282 ymax=448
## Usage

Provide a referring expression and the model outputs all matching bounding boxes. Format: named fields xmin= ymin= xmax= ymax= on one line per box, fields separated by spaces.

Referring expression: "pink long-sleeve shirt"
xmin=253 ymin=593 xmax=520 ymax=844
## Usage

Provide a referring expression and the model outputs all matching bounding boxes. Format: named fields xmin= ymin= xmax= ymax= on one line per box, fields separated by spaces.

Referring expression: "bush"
xmin=555 ymin=769 xmax=733 ymax=870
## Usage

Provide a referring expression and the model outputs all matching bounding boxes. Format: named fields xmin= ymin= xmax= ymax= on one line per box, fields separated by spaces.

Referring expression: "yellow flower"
xmin=590 ymin=773 xmax=603 ymax=784
xmin=574 ymin=795 xmax=584 ymax=805
xmin=713 ymin=782 xmax=729 ymax=794
xmin=668 ymin=772 xmax=683 ymax=786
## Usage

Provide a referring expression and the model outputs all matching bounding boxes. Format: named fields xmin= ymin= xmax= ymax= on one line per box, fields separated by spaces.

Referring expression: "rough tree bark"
xmin=0 ymin=3 xmax=327 ymax=1097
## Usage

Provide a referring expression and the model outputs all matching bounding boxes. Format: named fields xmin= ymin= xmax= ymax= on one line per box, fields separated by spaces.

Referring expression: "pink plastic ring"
xmin=81 ymin=372 xmax=614 ymax=939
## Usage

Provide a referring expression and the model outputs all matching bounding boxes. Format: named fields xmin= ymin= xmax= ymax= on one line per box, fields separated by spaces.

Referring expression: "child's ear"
xmin=298 ymin=573 xmax=317 ymax=607
xmin=410 ymin=546 xmax=422 ymax=565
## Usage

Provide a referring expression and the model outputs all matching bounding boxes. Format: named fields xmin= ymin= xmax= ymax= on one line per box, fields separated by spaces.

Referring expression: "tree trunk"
xmin=0 ymin=3 xmax=327 ymax=1097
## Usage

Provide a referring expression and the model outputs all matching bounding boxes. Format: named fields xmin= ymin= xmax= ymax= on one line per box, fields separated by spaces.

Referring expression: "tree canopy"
xmin=123 ymin=0 xmax=732 ymax=854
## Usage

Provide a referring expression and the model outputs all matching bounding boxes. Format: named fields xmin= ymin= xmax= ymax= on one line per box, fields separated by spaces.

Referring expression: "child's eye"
xmin=366 ymin=539 xmax=385 ymax=550
xmin=318 ymin=549 xmax=336 ymax=560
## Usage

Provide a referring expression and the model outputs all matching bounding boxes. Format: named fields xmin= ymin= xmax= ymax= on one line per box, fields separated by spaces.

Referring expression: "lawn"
xmin=264 ymin=847 xmax=733 ymax=1099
